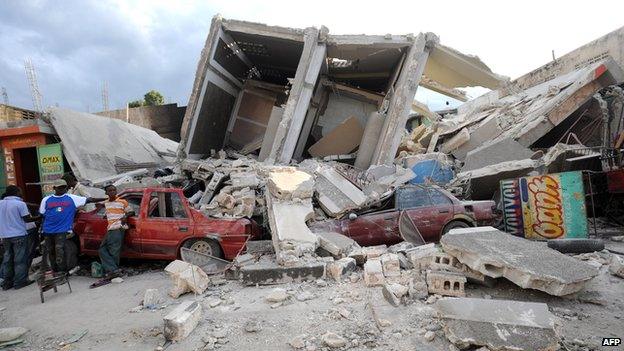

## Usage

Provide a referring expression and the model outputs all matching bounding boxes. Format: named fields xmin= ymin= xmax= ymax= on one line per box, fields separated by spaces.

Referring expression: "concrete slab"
xmin=267 ymin=168 xmax=314 ymax=200
xmin=48 ymin=108 xmax=178 ymax=182
xmin=436 ymin=297 xmax=559 ymax=351
xmin=265 ymin=195 xmax=319 ymax=264
xmin=316 ymin=232 xmax=360 ymax=258
xmin=239 ymin=260 xmax=326 ymax=285
xmin=440 ymin=227 xmax=599 ymax=295
xmin=316 ymin=168 xmax=367 ymax=217
xmin=462 ymin=137 xmax=535 ymax=172
xmin=163 ymin=301 xmax=202 ymax=341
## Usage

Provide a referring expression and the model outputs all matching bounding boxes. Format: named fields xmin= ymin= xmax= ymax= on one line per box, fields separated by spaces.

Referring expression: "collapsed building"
xmin=178 ymin=15 xmax=505 ymax=167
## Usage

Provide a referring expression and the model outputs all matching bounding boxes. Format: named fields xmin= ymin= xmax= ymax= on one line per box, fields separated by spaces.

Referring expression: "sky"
xmin=1 ymin=0 xmax=623 ymax=113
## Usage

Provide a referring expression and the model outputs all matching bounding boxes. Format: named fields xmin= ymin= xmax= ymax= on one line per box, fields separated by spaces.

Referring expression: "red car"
xmin=309 ymin=185 xmax=499 ymax=247
xmin=67 ymin=187 xmax=260 ymax=266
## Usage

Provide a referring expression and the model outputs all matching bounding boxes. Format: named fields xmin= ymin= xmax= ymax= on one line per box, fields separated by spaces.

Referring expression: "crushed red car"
xmin=309 ymin=184 xmax=500 ymax=247
xmin=69 ymin=187 xmax=261 ymax=265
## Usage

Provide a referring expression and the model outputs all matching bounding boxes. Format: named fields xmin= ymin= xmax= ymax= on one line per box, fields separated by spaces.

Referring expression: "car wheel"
xmin=182 ymin=238 xmax=223 ymax=259
xmin=64 ymin=240 xmax=79 ymax=270
xmin=442 ymin=220 xmax=470 ymax=235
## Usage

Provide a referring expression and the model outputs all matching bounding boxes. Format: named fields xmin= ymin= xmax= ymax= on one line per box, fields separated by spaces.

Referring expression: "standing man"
xmin=39 ymin=179 xmax=104 ymax=275
xmin=0 ymin=186 xmax=40 ymax=289
xmin=62 ymin=173 xmax=90 ymax=197
xmin=99 ymin=184 xmax=134 ymax=278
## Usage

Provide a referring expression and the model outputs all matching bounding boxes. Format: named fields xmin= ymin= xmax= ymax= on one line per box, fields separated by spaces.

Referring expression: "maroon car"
xmin=309 ymin=185 xmax=499 ymax=247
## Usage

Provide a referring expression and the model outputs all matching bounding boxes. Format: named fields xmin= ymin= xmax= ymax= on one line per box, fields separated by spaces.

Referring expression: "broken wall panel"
xmin=308 ymin=116 xmax=364 ymax=158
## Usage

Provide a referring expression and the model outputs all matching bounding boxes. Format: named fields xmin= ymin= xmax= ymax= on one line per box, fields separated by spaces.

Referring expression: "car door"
xmin=78 ymin=194 xmax=142 ymax=257
xmin=137 ymin=190 xmax=193 ymax=259
xmin=426 ymin=188 xmax=456 ymax=242
xmin=345 ymin=209 xmax=402 ymax=247
xmin=120 ymin=193 xmax=143 ymax=257
xmin=398 ymin=186 xmax=440 ymax=242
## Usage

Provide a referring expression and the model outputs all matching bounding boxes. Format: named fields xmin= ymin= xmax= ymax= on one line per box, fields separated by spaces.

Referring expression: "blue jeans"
xmin=1 ymin=236 xmax=29 ymax=287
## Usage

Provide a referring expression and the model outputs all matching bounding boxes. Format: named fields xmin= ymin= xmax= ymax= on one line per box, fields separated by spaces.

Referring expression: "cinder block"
xmin=364 ymin=258 xmax=385 ymax=287
xmin=380 ymin=253 xmax=401 ymax=277
xmin=426 ymin=271 xmax=466 ymax=297
xmin=365 ymin=245 xmax=388 ymax=259
xmin=405 ymin=244 xmax=439 ymax=270
xmin=429 ymin=252 xmax=494 ymax=286
xmin=163 ymin=301 xmax=202 ymax=341
xmin=327 ymin=257 xmax=357 ymax=281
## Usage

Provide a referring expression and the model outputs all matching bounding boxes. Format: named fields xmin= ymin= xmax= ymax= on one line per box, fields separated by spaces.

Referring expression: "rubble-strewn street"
xmin=0 ymin=236 xmax=622 ymax=350
xmin=2 ymin=5 xmax=624 ymax=351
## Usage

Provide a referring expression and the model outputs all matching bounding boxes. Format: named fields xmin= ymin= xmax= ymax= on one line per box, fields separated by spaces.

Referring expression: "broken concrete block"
xmin=426 ymin=271 xmax=466 ymax=297
xmin=382 ymin=282 xmax=409 ymax=307
xmin=142 ymin=289 xmax=161 ymax=307
xmin=363 ymin=258 xmax=385 ymax=287
xmin=436 ymin=298 xmax=560 ymax=351
xmin=610 ymin=254 xmax=624 ymax=278
xmin=246 ymin=240 xmax=275 ymax=255
xmin=327 ymin=257 xmax=357 ymax=281
xmin=216 ymin=192 xmax=236 ymax=210
xmin=440 ymin=227 xmax=599 ymax=296
xmin=430 ymin=252 xmax=494 ymax=286
xmin=316 ymin=232 xmax=360 ymax=258
xmin=265 ymin=195 xmax=318 ymax=263
xmin=408 ymin=277 xmax=429 ymax=300
xmin=163 ymin=301 xmax=202 ymax=341
xmin=239 ymin=259 xmax=325 ymax=286
xmin=316 ymin=167 xmax=367 ymax=217
xmin=364 ymin=245 xmax=388 ymax=259
xmin=348 ymin=248 xmax=367 ymax=266
xmin=267 ymin=168 xmax=314 ymax=200
xmin=405 ymin=243 xmax=439 ymax=270
xmin=439 ymin=127 xmax=470 ymax=154
xmin=164 ymin=260 xmax=210 ymax=298
xmin=397 ymin=253 xmax=412 ymax=270
xmin=388 ymin=241 xmax=416 ymax=254
xmin=380 ymin=253 xmax=401 ymax=277
xmin=230 ymin=172 xmax=260 ymax=189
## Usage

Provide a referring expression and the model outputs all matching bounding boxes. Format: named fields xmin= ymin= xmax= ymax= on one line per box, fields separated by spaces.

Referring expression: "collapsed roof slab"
xmin=442 ymin=58 xmax=624 ymax=167
xmin=48 ymin=108 xmax=178 ymax=183
xmin=422 ymin=44 xmax=508 ymax=100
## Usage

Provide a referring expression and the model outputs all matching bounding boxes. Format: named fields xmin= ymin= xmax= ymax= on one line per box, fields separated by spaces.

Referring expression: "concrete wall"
xmin=316 ymin=93 xmax=377 ymax=136
xmin=96 ymin=103 xmax=185 ymax=142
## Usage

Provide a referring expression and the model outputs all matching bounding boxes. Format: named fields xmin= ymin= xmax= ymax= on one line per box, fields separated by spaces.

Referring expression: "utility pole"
xmin=102 ymin=81 xmax=109 ymax=111
xmin=24 ymin=58 xmax=44 ymax=112
xmin=1 ymin=87 xmax=8 ymax=105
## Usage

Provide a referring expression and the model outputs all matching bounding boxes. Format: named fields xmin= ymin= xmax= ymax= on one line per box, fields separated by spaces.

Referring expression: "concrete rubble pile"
xmin=399 ymin=27 xmax=624 ymax=201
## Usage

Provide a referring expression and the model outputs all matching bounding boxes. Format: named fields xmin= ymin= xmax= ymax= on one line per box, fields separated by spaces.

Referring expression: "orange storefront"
xmin=0 ymin=122 xmax=56 ymax=207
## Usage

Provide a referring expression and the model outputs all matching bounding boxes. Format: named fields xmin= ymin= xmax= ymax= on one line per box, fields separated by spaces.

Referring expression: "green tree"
xmin=144 ymin=90 xmax=164 ymax=106
xmin=128 ymin=100 xmax=143 ymax=108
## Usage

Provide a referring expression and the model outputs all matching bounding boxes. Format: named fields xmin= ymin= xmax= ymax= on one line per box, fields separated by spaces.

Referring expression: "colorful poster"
xmin=37 ymin=143 xmax=65 ymax=196
xmin=500 ymin=178 xmax=524 ymax=236
xmin=500 ymin=171 xmax=587 ymax=239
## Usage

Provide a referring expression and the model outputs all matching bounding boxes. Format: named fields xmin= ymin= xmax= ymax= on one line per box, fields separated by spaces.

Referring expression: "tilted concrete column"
xmin=370 ymin=33 xmax=439 ymax=166
xmin=269 ymin=27 xmax=327 ymax=164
